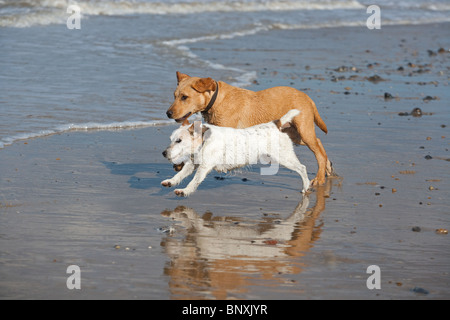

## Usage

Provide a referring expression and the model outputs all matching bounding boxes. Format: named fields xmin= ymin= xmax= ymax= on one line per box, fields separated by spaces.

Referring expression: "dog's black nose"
xmin=162 ymin=150 xmax=167 ymax=158
xmin=166 ymin=110 xmax=173 ymax=118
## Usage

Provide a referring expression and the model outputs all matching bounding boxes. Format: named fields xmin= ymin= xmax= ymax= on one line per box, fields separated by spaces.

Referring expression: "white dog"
xmin=161 ymin=109 xmax=310 ymax=197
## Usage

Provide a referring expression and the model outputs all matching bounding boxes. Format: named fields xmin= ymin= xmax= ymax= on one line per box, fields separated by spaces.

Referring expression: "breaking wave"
xmin=0 ymin=0 xmax=365 ymax=28
xmin=0 ymin=119 xmax=175 ymax=149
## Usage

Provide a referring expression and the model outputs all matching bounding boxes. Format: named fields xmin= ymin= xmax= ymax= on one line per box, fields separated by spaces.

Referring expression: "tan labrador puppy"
xmin=166 ymin=71 xmax=335 ymax=186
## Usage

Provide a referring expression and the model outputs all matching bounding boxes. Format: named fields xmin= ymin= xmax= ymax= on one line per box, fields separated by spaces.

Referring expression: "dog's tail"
xmin=276 ymin=109 xmax=300 ymax=130
xmin=310 ymin=99 xmax=328 ymax=134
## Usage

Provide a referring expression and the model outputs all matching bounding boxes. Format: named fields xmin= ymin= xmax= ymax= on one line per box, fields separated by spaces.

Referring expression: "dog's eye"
xmin=176 ymin=138 xmax=182 ymax=143
xmin=181 ymin=95 xmax=188 ymax=101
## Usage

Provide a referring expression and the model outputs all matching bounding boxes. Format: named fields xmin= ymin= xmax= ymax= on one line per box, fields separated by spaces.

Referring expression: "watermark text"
xmin=366 ymin=5 xmax=381 ymax=30
xmin=67 ymin=4 xmax=81 ymax=30
xmin=66 ymin=265 xmax=81 ymax=290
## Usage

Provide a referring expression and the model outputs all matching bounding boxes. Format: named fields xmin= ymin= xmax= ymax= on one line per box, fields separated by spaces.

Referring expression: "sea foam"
xmin=0 ymin=119 xmax=175 ymax=149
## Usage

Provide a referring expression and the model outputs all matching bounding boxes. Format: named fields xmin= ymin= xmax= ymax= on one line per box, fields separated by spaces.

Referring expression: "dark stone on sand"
xmin=366 ymin=75 xmax=384 ymax=83
xmin=241 ymin=178 xmax=248 ymax=182
xmin=334 ymin=66 xmax=358 ymax=73
xmin=423 ymin=96 xmax=437 ymax=101
xmin=437 ymin=47 xmax=446 ymax=54
xmin=398 ymin=108 xmax=423 ymax=117
xmin=411 ymin=287 xmax=429 ymax=295
xmin=397 ymin=66 xmax=404 ymax=71
xmin=424 ymin=155 xmax=433 ymax=160
xmin=214 ymin=176 xmax=225 ymax=180
xmin=384 ymin=92 xmax=394 ymax=100
xmin=335 ymin=66 xmax=348 ymax=72
xmin=412 ymin=226 xmax=421 ymax=232
xmin=427 ymin=50 xmax=437 ymax=57
xmin=411 ymin=107 xmax=422 ymax=117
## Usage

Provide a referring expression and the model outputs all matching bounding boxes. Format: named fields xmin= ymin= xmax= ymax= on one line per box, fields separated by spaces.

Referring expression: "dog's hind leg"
xmin=292 ymin=116 xmax=328 ymax=186
xmin=174 ymin=164 xmax=213 ymax=197
xmin=316 ymin=137 xmax=337 ymax=177
xmin=280 ymin=156 xmax=311 ymax=193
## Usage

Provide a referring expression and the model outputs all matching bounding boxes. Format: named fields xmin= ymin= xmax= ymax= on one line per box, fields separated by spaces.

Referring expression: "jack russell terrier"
xmin=162 ymin=109 xmax=310 ymax=197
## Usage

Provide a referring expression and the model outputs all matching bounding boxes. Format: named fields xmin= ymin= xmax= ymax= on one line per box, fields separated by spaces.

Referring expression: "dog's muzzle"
xmin=162 ymin=149 xmax=185 ymax=171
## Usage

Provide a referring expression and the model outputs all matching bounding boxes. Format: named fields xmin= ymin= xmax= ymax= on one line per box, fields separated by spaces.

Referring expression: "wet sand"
xmin=1 ymin=23 xmax=449 ymax=300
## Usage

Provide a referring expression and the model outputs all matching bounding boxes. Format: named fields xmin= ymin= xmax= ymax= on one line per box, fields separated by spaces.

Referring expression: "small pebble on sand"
xmin=411 ymin=287 xmax=429 ymax=295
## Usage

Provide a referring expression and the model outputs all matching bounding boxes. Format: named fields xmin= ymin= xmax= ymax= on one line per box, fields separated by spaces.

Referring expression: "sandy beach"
xmin=1 ymin=22 xmax=449 ymax=300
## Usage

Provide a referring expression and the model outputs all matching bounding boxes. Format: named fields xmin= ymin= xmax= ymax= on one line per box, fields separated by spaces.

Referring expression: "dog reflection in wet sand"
xmin=161 ymin=109 xmax=310 ymax=197
xmin=160 ymin=183 xmax=331 ymax=299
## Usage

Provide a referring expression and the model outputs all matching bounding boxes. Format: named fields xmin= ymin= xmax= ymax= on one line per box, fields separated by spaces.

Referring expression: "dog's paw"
xmin=161 ymin=180 xmax=173 ymax=187
xmin=301 ymin=182 xmax=312 ymax=194
xmin=310 ymin=177 xmax=326 ymax=187
xmin=174 ymin=189 xmax=188 ymax=197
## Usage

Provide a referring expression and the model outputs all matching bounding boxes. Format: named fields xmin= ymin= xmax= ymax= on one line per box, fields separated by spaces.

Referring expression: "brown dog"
xmin=166 ymin=71 xmax=335 ymax=186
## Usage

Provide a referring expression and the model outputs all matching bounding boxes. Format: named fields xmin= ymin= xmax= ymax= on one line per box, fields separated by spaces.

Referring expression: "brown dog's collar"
xmin=201 ymin=81 xmax=219 ymax=116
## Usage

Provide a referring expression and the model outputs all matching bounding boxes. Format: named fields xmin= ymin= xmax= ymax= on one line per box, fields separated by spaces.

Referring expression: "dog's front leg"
xmin=161 ymin=162 xmax=195 ymax=187
xmin=174 ymin=164 xmax=213 ymax=197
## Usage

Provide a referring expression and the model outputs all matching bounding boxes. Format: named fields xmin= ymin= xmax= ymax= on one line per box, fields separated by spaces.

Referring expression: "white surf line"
xmin=0 ymin=119 xmax=176 ymax=150
xmin=271 ymin=16 xmax=450 ymax=31
xmin=158 ymin=24 xmax=274 ymax=87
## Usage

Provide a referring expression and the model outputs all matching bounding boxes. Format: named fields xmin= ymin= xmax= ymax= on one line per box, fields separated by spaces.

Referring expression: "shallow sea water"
xmin=1 ymin=0 xmax=449 ymax=148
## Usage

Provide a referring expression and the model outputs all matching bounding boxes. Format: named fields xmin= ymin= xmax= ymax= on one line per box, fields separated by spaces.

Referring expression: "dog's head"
xmin=166 ymin=71 xmax=217 ymax=123
xmin=162 ymin=120 xmax=210 ymax=165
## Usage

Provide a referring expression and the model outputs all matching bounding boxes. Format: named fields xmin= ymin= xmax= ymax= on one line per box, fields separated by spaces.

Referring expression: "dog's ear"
xmin=188 ymin=123 xmax=195 ymax=134
xmin=188 ymin=123 xmax=209 ymax=137
xmin=192 ymin=77 xmax=216 ymax=93
xmin=176 ymin=71 xmax=190 ymax=84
